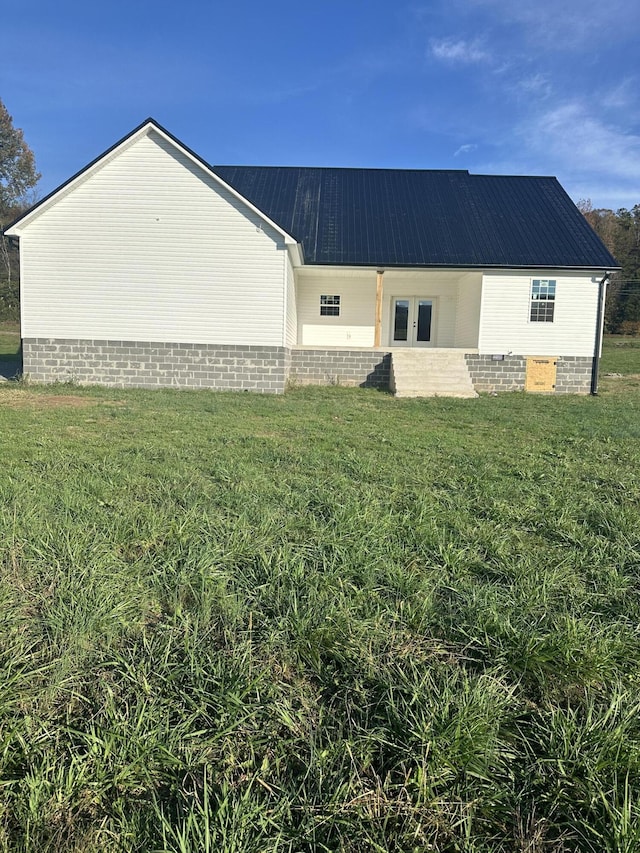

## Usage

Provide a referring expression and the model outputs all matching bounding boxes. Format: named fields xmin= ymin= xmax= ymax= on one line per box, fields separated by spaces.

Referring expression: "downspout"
xmin=590 ymin=272 xmax=609 ymax=396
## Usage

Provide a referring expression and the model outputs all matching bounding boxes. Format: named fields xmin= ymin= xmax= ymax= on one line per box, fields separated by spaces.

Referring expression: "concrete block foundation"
xmin=22 ymin=339 xmax=289 ymax=393
xmin=465 ymin=354 xmax=594 ymax=394
xmin=21 ymin=339 xmax=595 ymax=396
xmin=288 ymin=349 xmax=391 ymax=388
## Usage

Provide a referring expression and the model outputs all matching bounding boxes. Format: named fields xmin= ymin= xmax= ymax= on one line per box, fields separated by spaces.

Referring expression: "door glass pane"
xmin=416 ymin=300 xmax=432 ymax=342
xmin=393 ymin=300 xmax=409 ymax=341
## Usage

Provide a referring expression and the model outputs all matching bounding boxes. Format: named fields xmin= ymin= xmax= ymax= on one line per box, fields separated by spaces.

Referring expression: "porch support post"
xmin=375 ymin=269 xmax=384 ymax=347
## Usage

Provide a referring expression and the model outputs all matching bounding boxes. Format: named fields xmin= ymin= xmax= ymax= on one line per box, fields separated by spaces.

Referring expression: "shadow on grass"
xmin=0 ymin=357 xmax=21 ymax=379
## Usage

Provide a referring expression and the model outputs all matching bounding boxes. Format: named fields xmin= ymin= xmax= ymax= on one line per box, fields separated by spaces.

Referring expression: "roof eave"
xmin=302 ymin=261 xmax=621 ymax=271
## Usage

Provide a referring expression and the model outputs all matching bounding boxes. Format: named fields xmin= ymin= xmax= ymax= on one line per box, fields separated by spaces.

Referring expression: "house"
xmin=5 ymin=119 xmax=618 ymax=396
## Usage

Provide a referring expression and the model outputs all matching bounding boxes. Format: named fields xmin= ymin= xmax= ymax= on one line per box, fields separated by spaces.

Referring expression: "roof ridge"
xmin=214 ymin=166 xmax=562 ymax=181
xmin=214 ymin=165 xmax=471 ymax=174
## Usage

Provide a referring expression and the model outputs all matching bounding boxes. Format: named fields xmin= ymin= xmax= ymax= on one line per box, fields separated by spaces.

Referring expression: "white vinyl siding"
xmin=285 ymin=253 xmax=298 ymax=347
xmin=19 ymin=131 xmax=286 ymax=346
xmin=478 ymin=272 xmax=599 ymax=356
xmin=454 ymin=273 xmax=482 ymax=348
xmin=297 ymin=273 xmax=376 ymax=347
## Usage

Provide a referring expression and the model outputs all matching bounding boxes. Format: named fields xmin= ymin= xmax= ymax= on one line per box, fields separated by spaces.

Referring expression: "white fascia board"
xmin=287 ymin=242 xmax=304 ymax=267
xmin=480 ymin=267 xmax=611 ymax=279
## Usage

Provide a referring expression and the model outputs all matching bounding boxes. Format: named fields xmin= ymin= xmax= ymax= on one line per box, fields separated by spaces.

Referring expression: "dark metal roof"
xmin=213 ymin=165 xmax=618 ymax=270
xmin=5 ymin=118 xmax=618 ymax=271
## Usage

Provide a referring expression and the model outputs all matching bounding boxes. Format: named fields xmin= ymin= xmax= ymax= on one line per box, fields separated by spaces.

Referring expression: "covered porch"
xmin=294 ymin=267 xmax=482 ymax=350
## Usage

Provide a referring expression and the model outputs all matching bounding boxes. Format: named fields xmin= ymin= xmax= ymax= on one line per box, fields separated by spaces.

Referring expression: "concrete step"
xmin=395 ymin=390 xmax=477 ymax=398
xmin=390 ymin=349 xmax=478 ymax=398
xmin=395 ymin=368 xmax=473 ymax=379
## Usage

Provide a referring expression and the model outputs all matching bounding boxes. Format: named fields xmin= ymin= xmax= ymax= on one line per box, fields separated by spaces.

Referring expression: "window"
xmin=320 ymin=295 xmax=340 ymax=316
xmin=530 ymin=279 xmax=556 ymax=322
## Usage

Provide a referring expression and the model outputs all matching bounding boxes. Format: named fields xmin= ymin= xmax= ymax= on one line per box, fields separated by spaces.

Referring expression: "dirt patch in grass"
xmin=0 ymin=391 xmax=126 ymax=409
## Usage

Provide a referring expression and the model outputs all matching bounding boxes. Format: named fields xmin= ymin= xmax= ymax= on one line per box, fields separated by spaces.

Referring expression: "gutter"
xmin=590 ymin=272 xmax=610 ymax=396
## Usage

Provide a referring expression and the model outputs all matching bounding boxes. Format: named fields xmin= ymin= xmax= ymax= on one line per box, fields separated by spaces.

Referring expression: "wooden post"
xmin=375 ymin=270 xmax=384 ymax=347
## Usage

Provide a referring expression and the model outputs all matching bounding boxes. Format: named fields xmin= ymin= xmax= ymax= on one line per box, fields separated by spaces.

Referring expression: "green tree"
xmin=0 ymin=99 xmax=40 ymax=211
xmin=578 ymin=199 xmax=640 ymax=333
xmin=0 ymin=98 xmax=40 ymax=319
xmin=613 ymin=205 xmax=640 ymax=333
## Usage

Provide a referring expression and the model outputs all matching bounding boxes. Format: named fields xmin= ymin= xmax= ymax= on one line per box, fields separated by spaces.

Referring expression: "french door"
xmin=391 ymin=297 xmax=434 ymax=347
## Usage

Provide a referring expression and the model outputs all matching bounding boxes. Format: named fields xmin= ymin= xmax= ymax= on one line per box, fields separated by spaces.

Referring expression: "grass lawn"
xmin=0 ymin=321 xmax=20 ymax=362
xmin=601 ymin=335 xmax=640 ymax=377
xmin=1 ymin=359 xmax=640 ymax=851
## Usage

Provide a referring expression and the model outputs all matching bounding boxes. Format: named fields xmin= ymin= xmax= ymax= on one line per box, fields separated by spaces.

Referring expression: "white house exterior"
xmin=5 ymin=119 xmax=618 ymax=396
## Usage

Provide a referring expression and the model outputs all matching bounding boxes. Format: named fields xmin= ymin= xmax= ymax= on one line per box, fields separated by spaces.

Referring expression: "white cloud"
xmin=513 ymin=74 xmax=552 ymax=100
xmin=464 ymin=0 xmax=638 ymax=49
xmin=430 ymin=38 xmax=490 ymax=63
xmin=409 ymin=1 xmax=639 ymax=207
xmin=524 ymin=102 xmax=640 ymax=182
xmin=473 ymin=101 xmax=640 ymax=207
xmin=599 ymin=78 xmax=638 ymax=111
xmin=454 ymin=143 xmax=477 ymax=157
xmin=465 ymin=96 xmax=640 ymax=207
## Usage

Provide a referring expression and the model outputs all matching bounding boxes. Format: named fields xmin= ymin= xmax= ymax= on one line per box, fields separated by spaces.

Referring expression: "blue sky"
xmin=2 ymin=0 xmax=639 ymax=209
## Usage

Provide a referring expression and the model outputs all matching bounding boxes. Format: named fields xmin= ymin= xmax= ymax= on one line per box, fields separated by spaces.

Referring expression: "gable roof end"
xmin=4 ymin=119 xmax=297 ymax=246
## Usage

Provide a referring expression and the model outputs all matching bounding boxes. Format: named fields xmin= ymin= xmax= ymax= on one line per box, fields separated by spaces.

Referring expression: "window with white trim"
xmin=320 ymin=295 xmax=341 ymax=316
xmin=530 ymin=279 xmax=556 ymax=322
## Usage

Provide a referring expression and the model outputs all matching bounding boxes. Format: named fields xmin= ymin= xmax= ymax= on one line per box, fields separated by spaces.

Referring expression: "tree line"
xmin=1 ymin=98 xmax=639 ymax=334
xmin=577 ymin=200 xmax=640 ymax=334
xmin=0 ymin=98 xmax=40 ymax=320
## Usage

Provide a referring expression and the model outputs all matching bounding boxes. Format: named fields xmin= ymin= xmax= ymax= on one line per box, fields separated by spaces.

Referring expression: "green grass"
xmin=601 ymin=336 xmax=640 ymax=376
xmin=1 ymin=382 xmax=640 ymax=851
xmin=0 ymin=321 xmax=20 ymax=361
